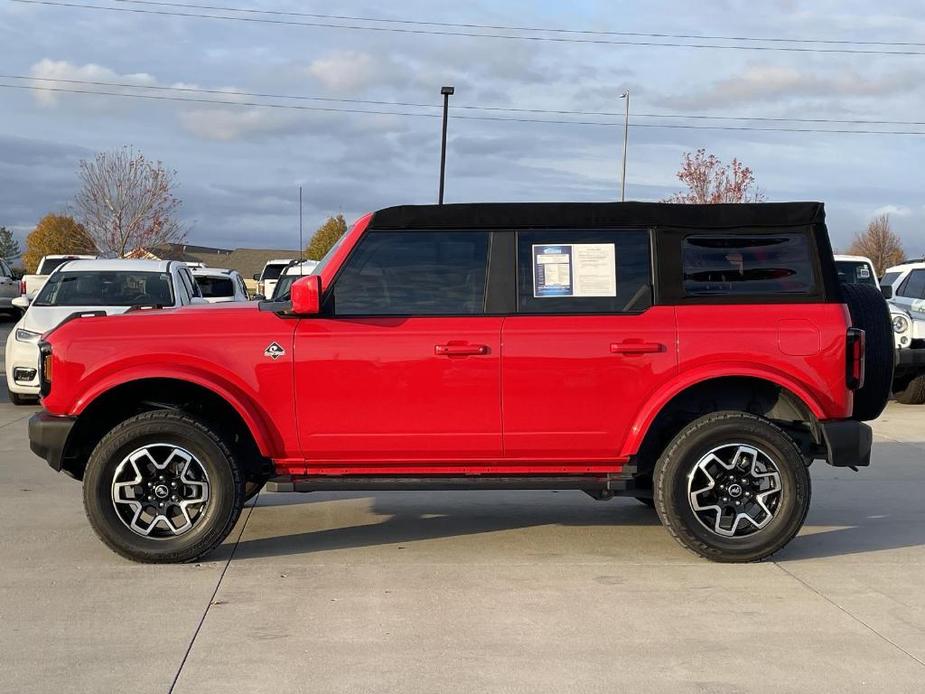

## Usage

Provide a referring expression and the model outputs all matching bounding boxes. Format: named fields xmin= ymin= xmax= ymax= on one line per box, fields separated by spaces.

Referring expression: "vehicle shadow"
xmin=234 ymin=491 xmax=663 ymax=559
xmin=237 ymin=442 xmax=925 ymax=562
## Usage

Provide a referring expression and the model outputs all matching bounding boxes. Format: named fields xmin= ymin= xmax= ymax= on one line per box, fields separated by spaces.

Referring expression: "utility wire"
xmin=10 ymin=0 xmax=925 ymax=55
xmin=109 ymin=0 xmax=925 ymax=49
xmin=6 ymin=82 xmax=925 ymax=136
xmin=8 ymin=74 xmax=925 ymax=128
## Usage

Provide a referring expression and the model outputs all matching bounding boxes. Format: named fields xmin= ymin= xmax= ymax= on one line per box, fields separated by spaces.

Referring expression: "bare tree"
xmin=847 ymin=214 xmax=906 ymax=275
xmin=75 ymin=146 xmax=186 ymax=257
xmin=666 ymin=148 xmax=765 ymax=204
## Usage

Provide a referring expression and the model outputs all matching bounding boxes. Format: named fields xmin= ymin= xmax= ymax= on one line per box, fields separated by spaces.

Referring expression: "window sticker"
xmin=858 ymin=265 xmax=871 ymax=279
xmin=532 ymin=243 xmax=616 ymax=298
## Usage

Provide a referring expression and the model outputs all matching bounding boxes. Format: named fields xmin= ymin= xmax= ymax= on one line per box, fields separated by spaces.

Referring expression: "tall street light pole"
xmin=620 ymin=90 xmax=630 ymax=202
xmin=438 ymin=85 xmax=454 ymax=205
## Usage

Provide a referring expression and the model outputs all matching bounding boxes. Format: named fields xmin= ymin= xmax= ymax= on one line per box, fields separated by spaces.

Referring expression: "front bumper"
xmin=820 ymin=420 xmax=872 ymax=468
xmin=28 ymin=412 xmax=77 ymax=472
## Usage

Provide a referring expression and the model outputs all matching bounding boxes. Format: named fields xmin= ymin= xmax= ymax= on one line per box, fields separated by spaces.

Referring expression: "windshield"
xmin=260 ymin=263 xmax=288 ymax=281
xmin=34 ymin=271 xmax=175 ymax=307
xmin=880 ymin=271 xmax=901 ymax=287
xmin=39 ymin=257 xmax=76 ymax=275
xmin=195 ymin=276 xmax=234 ymax=298
xmin=835 ymin=261 xmax=878 ymax=287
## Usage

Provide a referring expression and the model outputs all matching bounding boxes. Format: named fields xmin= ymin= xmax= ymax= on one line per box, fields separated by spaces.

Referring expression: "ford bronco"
xmin=28 ymin=202 xmax=892 ymax=563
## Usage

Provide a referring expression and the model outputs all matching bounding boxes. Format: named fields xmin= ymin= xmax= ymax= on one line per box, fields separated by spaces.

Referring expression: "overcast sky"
xmin=2 ymin=0 xmax=925 ymax=253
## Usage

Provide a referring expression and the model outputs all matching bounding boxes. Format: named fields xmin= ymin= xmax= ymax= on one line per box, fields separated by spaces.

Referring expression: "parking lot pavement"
xmin=1 ymin=313 xmax=923 ymax=693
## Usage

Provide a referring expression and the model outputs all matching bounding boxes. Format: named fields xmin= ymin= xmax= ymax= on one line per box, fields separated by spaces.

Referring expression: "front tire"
xmin=83 ymin=411 xmax=245 ymax=563
xmin=895 ymin=374 xmax=925 ymax=405
xmin=654 ymin=412 xmax=811 ymax=563
xmin=8 ymin=388 xmax=39 ymax=406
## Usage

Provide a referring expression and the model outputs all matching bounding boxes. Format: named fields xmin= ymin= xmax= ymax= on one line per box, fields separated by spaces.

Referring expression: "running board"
xmin=265 ymin=474 xmax=636 ymax=494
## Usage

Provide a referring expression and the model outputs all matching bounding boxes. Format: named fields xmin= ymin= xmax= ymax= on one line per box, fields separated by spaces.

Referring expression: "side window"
xmin=516 ymin=230 xmax=651 ymax=314
xmin=330 ymin=231 xmax=490 ymax=316
xmin=898 ymin=270 xmax=925 ymax=299
xmin=682 ymin=233 xmax=815 ymax=297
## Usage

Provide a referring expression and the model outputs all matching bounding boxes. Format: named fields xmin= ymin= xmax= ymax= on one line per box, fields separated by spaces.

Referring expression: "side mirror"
xmin=881 ymin=285 xmax=894 ymax=300
xmin=291 ymin=275 xmax=322 ymax=315
xmin=12 ymin=296 xmax=30 ymax=309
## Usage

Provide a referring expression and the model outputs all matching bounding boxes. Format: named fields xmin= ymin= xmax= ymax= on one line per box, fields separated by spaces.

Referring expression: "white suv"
xmin=5 ymin=259 xmax=203 ymax=405
xmin=191 ymin=267 xmax=249 ymax=303
xmin=881 ymin=260 xmax=925 ymax=403
xmin=254 ymin=258 xmax=295 ymax=299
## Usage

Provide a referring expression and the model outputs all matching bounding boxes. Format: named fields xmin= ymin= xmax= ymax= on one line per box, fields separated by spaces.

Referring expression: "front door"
xmin=294 ymin=229 xmax=502 ymax=471
xmin=501 ymin=229 xmax=678 ymax=463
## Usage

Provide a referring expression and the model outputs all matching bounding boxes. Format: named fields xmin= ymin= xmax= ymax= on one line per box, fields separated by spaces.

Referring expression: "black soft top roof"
xmin=370 ymin=201 xmax=825 ymax=231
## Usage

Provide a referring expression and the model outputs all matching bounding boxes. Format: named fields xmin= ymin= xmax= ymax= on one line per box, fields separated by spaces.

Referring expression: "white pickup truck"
xmin=20 ymin=254 xmax=97 ymax=298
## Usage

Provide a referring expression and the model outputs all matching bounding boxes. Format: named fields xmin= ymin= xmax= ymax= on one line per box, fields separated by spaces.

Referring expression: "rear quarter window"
xmin=682 ymin=234 xmax=816 ymax=297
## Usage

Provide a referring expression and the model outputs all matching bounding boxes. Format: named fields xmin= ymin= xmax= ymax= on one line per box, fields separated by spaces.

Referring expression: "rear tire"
xmin=895 ymin=374 xmax=925 ymax=405
xmin=842 ymin=283 xmax=893 ymax=421
xmin=654 ymin=412 xmax=811 ymax=563
xmin=83 ymin=411 xmax=245 ymax=563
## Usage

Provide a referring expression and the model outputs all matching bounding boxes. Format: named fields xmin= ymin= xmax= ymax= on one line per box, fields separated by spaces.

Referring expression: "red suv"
xmin=28 ymin=202 xmax=892 ymax=563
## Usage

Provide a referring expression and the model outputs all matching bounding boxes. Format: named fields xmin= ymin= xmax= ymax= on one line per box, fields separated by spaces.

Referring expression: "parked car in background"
xmin=0 ymin=257 xmax=21 ymax=318
xmin=6 ymin=259 xmax=203 ymax=405
xmin=253 ymin=258 xmax=295 ymax=299
xmin=28 ymin=202 xmax=892 ymax=564
xmin=192 ymin=268 xmax=249 ymax=303
xmin=20 ymin=255 xmax=97 ymax=298
xmin=270 ymin=260 xmax=319 ymax=301
xmin=834 ymin=254 xmax=879 ymax=288
xmin=879 ymin=259 xmax=925 ymax=404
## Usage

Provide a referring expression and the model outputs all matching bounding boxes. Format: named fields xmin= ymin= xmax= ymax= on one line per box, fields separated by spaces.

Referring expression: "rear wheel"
xmin=654 ymin=412 xmax=811 ymax=563
xmin=83 ymin=411 xmax=245 ymax=563
xmin=895 ymin=374 xmax=925 ymax=405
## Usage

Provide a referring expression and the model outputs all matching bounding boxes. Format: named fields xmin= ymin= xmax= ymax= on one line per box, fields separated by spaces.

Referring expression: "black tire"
xmin=895 ymin=374 xmax=925 ymax=405
xmin=8 ymin=389 xmax=39 ymax=406
xmin=654 ymin=411 xmax=811 ymax=563
xmin=842 ymin=283 xmax=893 ymax=421
xmin=83 ymin=411 xmax=245 ymax=563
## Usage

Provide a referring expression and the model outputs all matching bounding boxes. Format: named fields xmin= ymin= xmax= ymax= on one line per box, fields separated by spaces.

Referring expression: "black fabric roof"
xmin=370 ymin=201 xmax=825 ymax=231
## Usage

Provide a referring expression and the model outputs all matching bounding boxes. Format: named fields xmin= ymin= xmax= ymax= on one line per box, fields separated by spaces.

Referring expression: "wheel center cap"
xmin=154 ymin=484 xmax=170 ymax=499
xmin=727 ymin=483 xmax=743 ymax=499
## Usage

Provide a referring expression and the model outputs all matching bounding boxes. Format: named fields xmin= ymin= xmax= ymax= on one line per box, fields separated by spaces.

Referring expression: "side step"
xmin=265 ymin=474 xmax=636 ymax=494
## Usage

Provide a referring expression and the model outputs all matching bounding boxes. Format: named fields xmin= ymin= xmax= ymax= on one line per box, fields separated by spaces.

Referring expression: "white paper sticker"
xmin=532 ymin=243 xmax=616 ymax=298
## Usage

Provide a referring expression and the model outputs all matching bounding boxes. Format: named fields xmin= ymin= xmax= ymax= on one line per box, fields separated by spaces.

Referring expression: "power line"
xmin=9 ymin=74 xmax=925 ymax=128
xmin=109 ymin=0 xmax=925 ymax=49
xmin=6 ymin=82 xmax=925 ymax=136
xmin=11 ymin=0 xmax=925 ymax=56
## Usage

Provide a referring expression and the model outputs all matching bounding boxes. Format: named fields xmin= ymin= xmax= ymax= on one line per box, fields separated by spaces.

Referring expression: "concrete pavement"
xmin=1 ymin=315 xmax=924 ymax=693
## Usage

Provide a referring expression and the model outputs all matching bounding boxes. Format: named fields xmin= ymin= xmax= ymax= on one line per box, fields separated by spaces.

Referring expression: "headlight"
xmin=14 ymin=328 xmax=41 ymax=344
xmin=892 ymin=315 xmax=909 ymax=333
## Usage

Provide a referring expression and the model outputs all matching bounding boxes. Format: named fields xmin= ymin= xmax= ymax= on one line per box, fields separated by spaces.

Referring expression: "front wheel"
xmin=654 ymin=412 xmax=811 ymax=563
xmin=83 ymin=411 xmax=245 ymax=563
xmin=7 ymin=389 xmax=39 ymax=406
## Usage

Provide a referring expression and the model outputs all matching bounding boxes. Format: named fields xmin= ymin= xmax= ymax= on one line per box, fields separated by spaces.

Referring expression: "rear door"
xmin=501 ymin=229 xmax=678 ymax=463
xmin=293 ymin=229 xmax=503 ymax=469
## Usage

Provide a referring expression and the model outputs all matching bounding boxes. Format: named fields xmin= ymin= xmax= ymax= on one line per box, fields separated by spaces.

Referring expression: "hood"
xmin=23 ymin=304 xmax=134 ymax=334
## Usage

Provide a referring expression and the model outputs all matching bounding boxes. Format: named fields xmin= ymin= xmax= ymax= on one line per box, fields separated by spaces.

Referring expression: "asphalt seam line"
xmin=167 ymin=494 xmax=258 ymax=694
xmin=0 ymin=413 xmax=33 ymax=430
xmin=774 ymin=562 xmax=925 ymax=669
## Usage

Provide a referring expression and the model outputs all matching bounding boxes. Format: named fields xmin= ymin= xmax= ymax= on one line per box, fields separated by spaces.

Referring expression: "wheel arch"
xmin=60 ymin=376 xmax=275 ymax=480
xmin=625 ymin=374 xmax=822 ymax=476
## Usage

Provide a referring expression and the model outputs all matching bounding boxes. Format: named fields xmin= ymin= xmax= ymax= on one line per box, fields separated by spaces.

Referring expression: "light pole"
xmin=620 ymin=90 xmax=630 ymax=202
xmin=438 ymin=85 xmax=454 ymax=205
